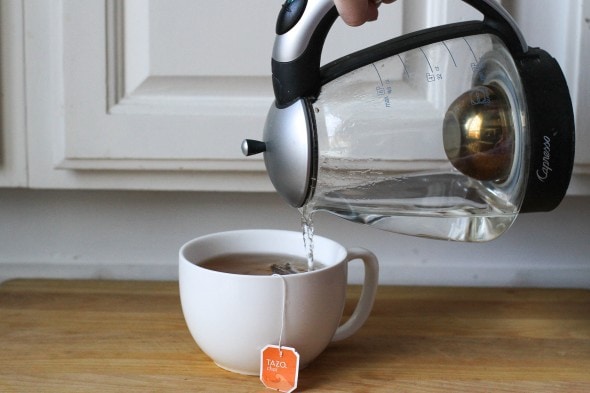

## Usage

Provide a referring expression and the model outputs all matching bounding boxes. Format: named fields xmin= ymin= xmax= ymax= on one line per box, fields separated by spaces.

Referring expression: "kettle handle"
xmin=271 ymin=0 xmax=528 ymax=106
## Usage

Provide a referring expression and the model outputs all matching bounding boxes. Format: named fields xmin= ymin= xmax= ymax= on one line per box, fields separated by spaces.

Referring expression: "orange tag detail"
xmin=260 ymin=345 xmax=300 ymax=393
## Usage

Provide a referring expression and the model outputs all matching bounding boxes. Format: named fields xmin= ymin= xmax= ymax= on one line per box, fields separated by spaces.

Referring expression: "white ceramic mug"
xmin=179 ymin=229 xmax=379 ymax=375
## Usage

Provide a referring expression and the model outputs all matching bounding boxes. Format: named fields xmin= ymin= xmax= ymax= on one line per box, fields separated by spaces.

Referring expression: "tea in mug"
xmin=199 ymin=253 xmax=324 ymax=276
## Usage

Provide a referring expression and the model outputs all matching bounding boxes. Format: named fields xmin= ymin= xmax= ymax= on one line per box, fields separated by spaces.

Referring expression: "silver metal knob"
xmin=241 ymin=139 xmax=266 ymax=156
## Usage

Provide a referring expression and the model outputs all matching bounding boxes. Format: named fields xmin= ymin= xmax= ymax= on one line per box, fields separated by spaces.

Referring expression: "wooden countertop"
xmin=1 ymin=279 xmax=589 ymax=392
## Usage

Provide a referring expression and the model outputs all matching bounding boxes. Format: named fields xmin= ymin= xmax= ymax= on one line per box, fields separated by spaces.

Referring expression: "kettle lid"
xmin=242 ymin=98 xmax=316 ymax=208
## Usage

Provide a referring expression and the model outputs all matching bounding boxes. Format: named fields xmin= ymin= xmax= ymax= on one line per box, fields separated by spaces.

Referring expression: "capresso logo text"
xmin=536 ymin=135 xmax=552 ymax=182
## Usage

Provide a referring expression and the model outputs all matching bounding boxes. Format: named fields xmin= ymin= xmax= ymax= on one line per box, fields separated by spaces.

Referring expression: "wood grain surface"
xmin=1 ymin=279 xmax=589 ymax=392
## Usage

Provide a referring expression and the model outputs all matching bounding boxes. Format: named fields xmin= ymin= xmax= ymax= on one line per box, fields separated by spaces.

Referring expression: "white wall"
xmin=1 ymin=189 xmax=588 ymax=288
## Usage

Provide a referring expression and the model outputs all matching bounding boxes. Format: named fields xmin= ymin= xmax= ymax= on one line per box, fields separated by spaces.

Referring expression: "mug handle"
xmin=332 ymin=247 xmax=379 ymax=342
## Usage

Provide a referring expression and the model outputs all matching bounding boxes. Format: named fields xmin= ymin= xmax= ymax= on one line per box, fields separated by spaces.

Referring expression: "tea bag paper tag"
xmin=260 ymin=345 xmax=300 ymax=393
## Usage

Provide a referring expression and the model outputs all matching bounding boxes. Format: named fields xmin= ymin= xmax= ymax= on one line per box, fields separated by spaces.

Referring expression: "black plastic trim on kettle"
xmin=276 ymin=0 xmax=308 ymax=35
xmin=272 ymin=5 xmax=338 ymax=107
xmin=319 ymin=21 xmax=497 ymax=86
xmin=517 ymin=48 xmax=575 ymax=213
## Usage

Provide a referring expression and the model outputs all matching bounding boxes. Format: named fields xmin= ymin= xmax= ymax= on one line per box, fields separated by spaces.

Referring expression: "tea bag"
xmin=270 ymin=263 xmax=298 ymax=275
xmin=270 ymin=262 xmax=309 ymax=275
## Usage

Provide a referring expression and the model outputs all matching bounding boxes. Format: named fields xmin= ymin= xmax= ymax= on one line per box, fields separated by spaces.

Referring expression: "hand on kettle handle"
xmin=333 ymin=0 xmax=395 ymax=27
xmin=271 ymin=0 xmax=528 ymax=106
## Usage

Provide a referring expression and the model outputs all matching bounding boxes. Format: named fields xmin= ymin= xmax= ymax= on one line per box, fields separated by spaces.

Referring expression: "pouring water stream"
xmin=299 ymin=205 xmax=316 ymax=272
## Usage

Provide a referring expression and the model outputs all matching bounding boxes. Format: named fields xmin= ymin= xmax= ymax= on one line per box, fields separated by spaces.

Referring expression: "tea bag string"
xmin=272 ymin=274 xmax=287 ymax=357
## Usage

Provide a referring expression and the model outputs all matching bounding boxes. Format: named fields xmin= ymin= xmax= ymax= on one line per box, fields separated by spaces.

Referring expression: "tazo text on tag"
xmin=260 ymin=345 xmax=299 ymax=393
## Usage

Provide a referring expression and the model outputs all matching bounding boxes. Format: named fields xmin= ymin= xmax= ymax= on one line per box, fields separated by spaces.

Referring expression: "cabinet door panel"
xmin=27 ymin=0 xmax=275 ymax=189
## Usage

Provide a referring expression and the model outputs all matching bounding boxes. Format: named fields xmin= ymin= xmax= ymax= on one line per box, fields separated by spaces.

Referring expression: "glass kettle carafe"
xmin=242 ymin=0 xmax=575 ymax=242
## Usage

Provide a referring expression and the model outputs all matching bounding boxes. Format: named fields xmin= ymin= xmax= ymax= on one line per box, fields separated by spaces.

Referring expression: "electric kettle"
xmin=242 ymin=0 xmax=575 ymax=241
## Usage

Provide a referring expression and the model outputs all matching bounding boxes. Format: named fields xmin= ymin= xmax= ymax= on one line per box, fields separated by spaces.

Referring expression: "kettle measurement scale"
xmin=243 ymin=0 xmax=575 ymax=242
xmin=364 ymin=37 xmax=485 ymax=113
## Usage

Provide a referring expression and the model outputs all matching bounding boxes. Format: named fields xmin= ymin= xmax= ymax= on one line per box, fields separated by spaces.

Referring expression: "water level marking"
xmin=463 ymin=37 xmax=479 ymax=62
xmin=419 ymin=47 xmax=434 ymax=72
xmin=372 ymin=63 xmax=384 ymax=86
xmin=442 ymin=41 xmax=458 ymax=67
xmin=398 ymin=55 xmax=410 ymax=79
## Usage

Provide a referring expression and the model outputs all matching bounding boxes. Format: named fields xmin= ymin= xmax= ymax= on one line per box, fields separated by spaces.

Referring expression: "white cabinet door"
xmin=20 ymin=0 xmax=589 ymax=192
xmin=26 ymin=0 xmax=275 ymax=191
